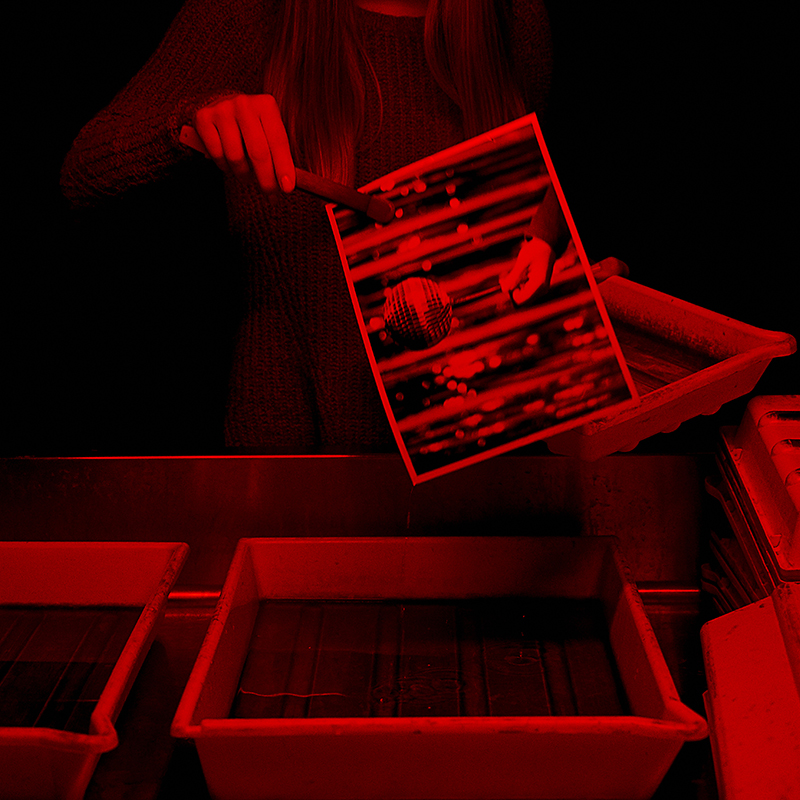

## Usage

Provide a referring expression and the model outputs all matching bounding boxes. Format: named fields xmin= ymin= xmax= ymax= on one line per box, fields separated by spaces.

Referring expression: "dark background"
xmin=5 ymin=0 xmax=796 ymax=456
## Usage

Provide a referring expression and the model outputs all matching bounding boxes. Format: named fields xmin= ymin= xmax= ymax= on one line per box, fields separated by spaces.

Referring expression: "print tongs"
xmin=179 ymin=125 xmax=395 ymax=224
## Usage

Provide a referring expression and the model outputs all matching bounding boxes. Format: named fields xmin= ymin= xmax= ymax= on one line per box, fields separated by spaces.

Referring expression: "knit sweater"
xmin=61 ymin=0 xmax=554 ymax=451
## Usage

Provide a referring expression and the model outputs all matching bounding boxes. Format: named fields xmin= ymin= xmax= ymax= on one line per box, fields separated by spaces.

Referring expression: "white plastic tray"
xmin=172 ymin=536 xmax=706 ymax=800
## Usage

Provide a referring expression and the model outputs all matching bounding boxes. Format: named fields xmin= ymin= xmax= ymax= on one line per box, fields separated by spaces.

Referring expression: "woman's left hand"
xmin=499 ymin=237 xmax=556 ymax=306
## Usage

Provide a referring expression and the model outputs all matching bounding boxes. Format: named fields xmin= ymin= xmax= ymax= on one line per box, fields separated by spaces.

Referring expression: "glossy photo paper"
xmin=329 ymin=114 xmax=638 ymax=483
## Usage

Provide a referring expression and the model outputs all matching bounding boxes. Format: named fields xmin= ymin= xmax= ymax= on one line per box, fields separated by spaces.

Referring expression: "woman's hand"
xmin=193 ymin=94 xmax=295 ymax=194
xmin=499 ymin=237 xmax=556 ymax=306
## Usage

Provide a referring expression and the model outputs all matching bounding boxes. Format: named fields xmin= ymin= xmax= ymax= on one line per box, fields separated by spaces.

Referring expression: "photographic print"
xmin=329 ymin=113 xmax=638 ymax=483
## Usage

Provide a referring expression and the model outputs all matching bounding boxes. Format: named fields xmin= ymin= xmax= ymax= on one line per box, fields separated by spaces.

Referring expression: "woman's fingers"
xmin=498 ymin=256 xmax=528 ymax=296
xmin=216 ymin=115 xmax=251 ymax=182
xmin=502 ymin=237 xmax=556 ymax=306
xmin=193 ymin=94 xmax=295 ymax=195
xmin=193 ymin=115 xmax=231 ymax=176
xmin=236 ymin=98 xmax=278 ymax=192
xmin=195 ymin=102 xmax=248 ymax=180
xmin=258 ymin=95 xmax=295 ymax=192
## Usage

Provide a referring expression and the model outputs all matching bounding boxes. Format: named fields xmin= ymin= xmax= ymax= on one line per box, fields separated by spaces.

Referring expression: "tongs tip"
xmin=366 ymin=196 xmax=396 ymax=225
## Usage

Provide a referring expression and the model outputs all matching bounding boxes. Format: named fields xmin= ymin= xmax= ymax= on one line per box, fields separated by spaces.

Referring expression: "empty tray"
xmin=545 ymin=277 xmax=796 ymax=459
xmin=0 ymin=541 xmax=188 ymax=800
xmin=171 ymin=536 xmax=707 ymax=800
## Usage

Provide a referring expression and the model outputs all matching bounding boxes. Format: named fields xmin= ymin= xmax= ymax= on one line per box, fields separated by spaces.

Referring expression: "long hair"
xmin=263 ymin=0 xmax=526 ymax=185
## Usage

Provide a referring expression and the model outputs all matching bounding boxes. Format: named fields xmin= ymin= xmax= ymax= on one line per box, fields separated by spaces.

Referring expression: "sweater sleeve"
xmin=523 ymin=184 xmax=570 ymax=256
xmin=60 ymin=0 xmax=271 ymax=207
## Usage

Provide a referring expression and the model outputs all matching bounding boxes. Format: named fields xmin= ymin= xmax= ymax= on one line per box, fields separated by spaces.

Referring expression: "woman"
xmin=61 ymin=0 xmax=559 ymax=451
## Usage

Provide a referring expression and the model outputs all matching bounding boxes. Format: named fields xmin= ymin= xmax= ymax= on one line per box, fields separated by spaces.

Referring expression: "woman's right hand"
xmin=193 ymin=94 xmax=295 ymax=194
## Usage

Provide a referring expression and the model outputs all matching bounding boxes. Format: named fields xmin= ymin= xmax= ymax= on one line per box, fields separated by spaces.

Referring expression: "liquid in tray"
xmin=0 ymin=606 xmax=143 ymax=733
xmin=230 ymin=598 xmax=629 ymax=719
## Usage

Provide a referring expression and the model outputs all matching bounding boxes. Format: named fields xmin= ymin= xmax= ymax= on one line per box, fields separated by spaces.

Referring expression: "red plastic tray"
xmin=0 ymin=542 xmax=188 ymax=800
xmin=172 ymin=536 xmax=707 ymax=800
xmin=545 ymin=278 xmax=796 ymax=459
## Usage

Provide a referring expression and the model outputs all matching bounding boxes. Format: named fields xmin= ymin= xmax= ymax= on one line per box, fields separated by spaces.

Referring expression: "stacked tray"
xmin=704 ymin=395 xmax=799 ymax=612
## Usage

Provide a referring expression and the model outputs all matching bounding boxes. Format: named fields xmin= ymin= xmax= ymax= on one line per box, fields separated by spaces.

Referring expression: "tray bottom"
xmin=614 ymin=321 xmax=719 ymax=394
xmin=231 ymin=598 xmax=629 ymax=719
xmin=0 ymin=606 xmax=143 ymax=732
